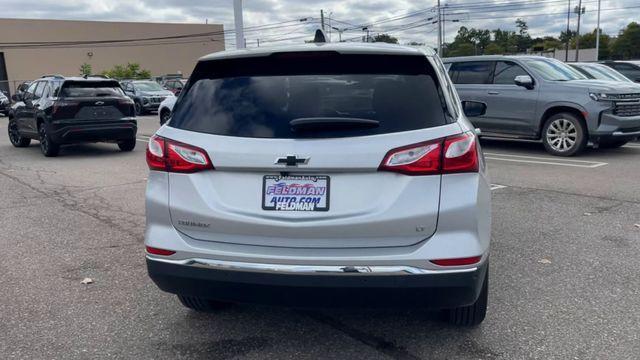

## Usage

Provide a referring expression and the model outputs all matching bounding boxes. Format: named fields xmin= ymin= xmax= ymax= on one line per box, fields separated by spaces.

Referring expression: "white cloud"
xmin=0 ymin=0 xmax=637 ymax=47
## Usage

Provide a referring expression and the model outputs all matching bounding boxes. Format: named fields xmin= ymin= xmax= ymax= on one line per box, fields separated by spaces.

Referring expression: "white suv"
xmin=144 ymin=43 xmax=492 ymax=326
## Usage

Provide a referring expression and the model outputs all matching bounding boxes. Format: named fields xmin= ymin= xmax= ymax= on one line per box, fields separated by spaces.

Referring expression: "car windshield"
xmin=525 ymin=58 xmax=587 ymax=81
xmin=134 ymin=81 xmax=165 ymax=91
xmin=580 ymin=64 xmax=632 ymax=82
xmin=170 ymin=54 xmax=449 ymax=139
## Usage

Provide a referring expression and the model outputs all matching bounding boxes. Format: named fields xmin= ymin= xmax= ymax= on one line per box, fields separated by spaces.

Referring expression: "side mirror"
xmin=175 ymin=88 xmax=183 ymax=96
xmin=12 ymin=93 xmax=22 ymax=102
xmin=462 ymin=101 xmax=487 ymax=117
xmin=515 ymin=75 xmax=534 ymax=89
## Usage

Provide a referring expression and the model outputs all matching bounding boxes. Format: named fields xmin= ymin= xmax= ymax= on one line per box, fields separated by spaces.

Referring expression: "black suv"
xmin=120 ymin=80 xmax=173 ymax=115
xmin=8 ymin=76 xmax=137 ymax=157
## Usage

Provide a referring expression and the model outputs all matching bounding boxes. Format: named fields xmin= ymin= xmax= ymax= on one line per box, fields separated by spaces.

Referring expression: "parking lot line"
xmin=624 ymin=143 xmax=640 ymax=149
xmin=136 ymin=138 xmax=149 ymax=143
xmin=484 ymin=152 xmax=608 ymax=168
xmin=491 ymin=184 xmax=507 ymax=190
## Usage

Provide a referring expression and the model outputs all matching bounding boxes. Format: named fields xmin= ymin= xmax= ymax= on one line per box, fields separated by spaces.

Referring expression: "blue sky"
xmin=0 ymin=0 xmax=637 ymax=47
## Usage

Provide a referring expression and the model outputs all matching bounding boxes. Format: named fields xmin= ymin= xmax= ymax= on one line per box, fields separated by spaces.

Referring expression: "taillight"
xmin=145 ymin=246 xmax=176 ymax=256
xmin=146 ymin=135 xmax=213 ymax=173
xmin=52 ymin=100 xmax=79 ymax=115
xmin=379 ymin=132 xmax=478 ymax=176
xmin=430 ymin=256 xmax=482 ymax=266
xmin=442 ymin=132 xmax=479 ymax=174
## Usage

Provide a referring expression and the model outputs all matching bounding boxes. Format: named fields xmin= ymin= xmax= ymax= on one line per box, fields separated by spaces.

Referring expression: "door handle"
xmin=487 ymin=91 xmax=500 ymax=95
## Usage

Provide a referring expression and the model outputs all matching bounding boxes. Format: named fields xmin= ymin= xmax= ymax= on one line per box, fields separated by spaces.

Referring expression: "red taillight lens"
xmin=52 ymin=100 xmax=79 ymax=116
xmin=378 ymin=140 xmax=442 ymax=175
xmin=146 ymin=135 xmax=213 ymax=173
xmin=145 ymin=246 xmax=176 ymax=256
xmin=430 ymin=256 xmax=482 ymax=266
xmin=442 ymin=132 xmax=479 ymax=174
xmin=378 ymin=132 xmax=478 ymax=176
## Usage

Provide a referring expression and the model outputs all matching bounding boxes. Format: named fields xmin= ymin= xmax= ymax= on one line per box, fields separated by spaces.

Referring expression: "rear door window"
xmin=493 ymin=61 xmax=529 ymax=84
xmin=170 ymin=53 xmax=449 ymax=139
xmin=448 ymin=61 xmax=494 ymax=84
xmin=59 ymin=82 xmax=124 ymax=97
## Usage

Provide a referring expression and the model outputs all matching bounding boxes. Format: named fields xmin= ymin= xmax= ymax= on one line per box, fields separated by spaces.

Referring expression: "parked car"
xmin=601 ymin=61 xmax=640 ymax=83
xmin=158 ymin=94 xmax=176 ymax=125
xmin=569 ymin=62 xmax=635 ymax=83
xmin=443 ymin=56 xmax=640 ymax=156
xmin=7 ymin=75 xmax=136 ymax=157
xmin=0 ymin=91 xmax=9 ymax=116
xmin=120 ymin=80 xmax=173 ymax=115
xmin=144 ymin=43 xmax=492 ymax=326
xmin=162 ymin=79 xmax=186 ymax=95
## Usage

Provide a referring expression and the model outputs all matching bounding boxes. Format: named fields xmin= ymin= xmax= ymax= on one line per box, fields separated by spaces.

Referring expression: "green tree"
xmin=406 ymin=41 xmax=425 ymax=46
xmin=373 ymin=34 xmax=399 ymax=44
xmin=79 ymin=63 xmax=92 ymax=76
xmin=447 ymin=43 xmax=475 ymax=57
xmin=610 ymin=22 xmax=640 ymax=59
xmin=484 ymin=43 xmax=504 ymax=55
xmin=101 ymin=63 xmax=152 ymax=80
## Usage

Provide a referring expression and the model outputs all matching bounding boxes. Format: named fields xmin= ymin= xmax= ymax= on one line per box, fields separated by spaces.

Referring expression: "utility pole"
xmin=442 ymin=5 xmax=446 ymax=57
xmin=257 ymin=39 xmax=260 ymax=47
xmin=233 ymin=0 xmax=245 ymax=49
xmin=437 ymin=0 xmax=442 ymax=55
xmin=320 ymin=10 xmax=325 ymax=30
xmin=574 ymin=0 xmax=584 ymax=62
xmin=331 ymin=26 xmax=343 ymax=42
xmin=565 ymin=0 xmax=571 ymax=62
xmin=595 ymin=0 xmax=601 ymax=61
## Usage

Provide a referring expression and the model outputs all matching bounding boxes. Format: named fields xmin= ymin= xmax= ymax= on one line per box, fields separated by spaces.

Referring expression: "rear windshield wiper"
xmin=290 ymin=117 xmax=380 ymax=132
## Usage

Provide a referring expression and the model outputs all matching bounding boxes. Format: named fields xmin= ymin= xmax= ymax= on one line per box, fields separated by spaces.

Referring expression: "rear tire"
xmin=8 ymin=118 xmax=31 ymax=147
xmin=118 ymin=138 xmax=136 ymax=152
xmin=38 ymin=123 xmax=60 ymax=157
xmin=177 ymin=295 xmax=232 ymax=312
xmin=542 ymin=112 xmax=587 ymax=157
xmin=598 ymin=139 xmax=628 ymax=149
xmin=446 ymin=266 xmax=488 ymax=326
xmin=134 ymin=101 xmax=143 ymax=116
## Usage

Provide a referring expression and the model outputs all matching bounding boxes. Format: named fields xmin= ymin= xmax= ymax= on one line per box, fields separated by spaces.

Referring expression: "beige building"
xmin=0 ymin=18 xmax=225 ymax=96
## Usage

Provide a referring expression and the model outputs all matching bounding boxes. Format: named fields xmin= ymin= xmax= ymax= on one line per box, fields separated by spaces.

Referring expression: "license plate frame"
xmin=262 ymin=175 xmax=330 ymax=212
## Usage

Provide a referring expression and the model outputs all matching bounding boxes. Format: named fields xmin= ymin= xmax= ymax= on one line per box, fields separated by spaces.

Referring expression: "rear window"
xmin=59 ymin=81 xmax=124 ymax=98
xmin=170 ymin=53 xmax=449 ymax=139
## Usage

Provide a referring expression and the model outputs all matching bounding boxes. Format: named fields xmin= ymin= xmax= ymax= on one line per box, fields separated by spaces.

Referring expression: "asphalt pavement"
xmin=0 ymin=114 xmax=639 ymax=359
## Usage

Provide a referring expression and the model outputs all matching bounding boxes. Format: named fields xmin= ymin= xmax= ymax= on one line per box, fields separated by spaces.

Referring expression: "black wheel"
xmin=8 ymin=118 xmax=31 ymax=147
xmin=134 ymin=101 xmax=143 ymax=116
xmin=177 ymin=295 xmax=232 ymax=312
xmin=599 ymin=139 xmax=628 ymax=149
xmin=446 ymin=266 xmax=488 ymax=326
xmin=542 ymin=112 xmax=587 ymax=156
xmin=118 ymin=138 xmax=136 ymax=152
xmin=38 ymin=123 xmax=60 ymax=157
xmin=160 ymin=109 xmax=171 ymax=125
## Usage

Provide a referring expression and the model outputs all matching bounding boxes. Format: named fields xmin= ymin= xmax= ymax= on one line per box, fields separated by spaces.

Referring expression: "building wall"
xmin=0 ymin=18 xmax=225 ymax=94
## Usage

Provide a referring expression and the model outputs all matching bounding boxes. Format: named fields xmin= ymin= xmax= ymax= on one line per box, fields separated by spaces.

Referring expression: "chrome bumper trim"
xmin=146 ymin=255 xmax=478 ymax=275
xmin=612 ymin=130 xmax=640 ymax=136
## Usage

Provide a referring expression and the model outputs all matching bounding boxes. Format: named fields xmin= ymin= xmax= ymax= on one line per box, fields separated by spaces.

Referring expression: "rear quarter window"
xmin=170 ymin=53 xmax=449 ymax=139
xmin=448 ymin=61 xmax=494 ymax=84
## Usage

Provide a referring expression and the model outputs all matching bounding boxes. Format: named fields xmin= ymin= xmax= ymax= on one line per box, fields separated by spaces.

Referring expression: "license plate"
xmin=262 ymin=175 xmax=330 ymax=211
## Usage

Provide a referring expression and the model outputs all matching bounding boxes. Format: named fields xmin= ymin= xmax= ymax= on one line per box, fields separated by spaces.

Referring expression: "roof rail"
xmin=41 ymin=74 xmax=65 ymax=79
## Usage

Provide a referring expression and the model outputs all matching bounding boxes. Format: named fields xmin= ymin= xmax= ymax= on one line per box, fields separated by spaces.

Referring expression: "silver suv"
xmin=444 ymin=56 xmax=640 ymax=156
xmin=144 ymin=43 xmax=492 ymax=326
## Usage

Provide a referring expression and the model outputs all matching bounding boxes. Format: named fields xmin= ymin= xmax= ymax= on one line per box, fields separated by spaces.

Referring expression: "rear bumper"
xmin=146 ymin=256 xmax=488 ymax=308
xmin=51 ymin=119 xmax=137 ymax=144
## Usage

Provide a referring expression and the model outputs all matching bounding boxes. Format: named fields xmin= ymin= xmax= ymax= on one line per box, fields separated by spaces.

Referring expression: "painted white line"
xmin=491 ymin=184 xmax=507 ymax=190
xmin=136 ymin=138 xmax=149 ymax=143
xmin=137 ymin=134 xmax=152 ymax=139
xmin=486 ymin=156 xmax=607 ymax=168
xmin=624 ymin=143 xmax=640 ymax=149
xmin=484 ymin=152 xmax=605 ymax=164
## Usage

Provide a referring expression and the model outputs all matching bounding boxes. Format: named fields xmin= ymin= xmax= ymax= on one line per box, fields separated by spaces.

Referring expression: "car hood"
xmin=562 ymin=79 xmax=640 ymax=93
